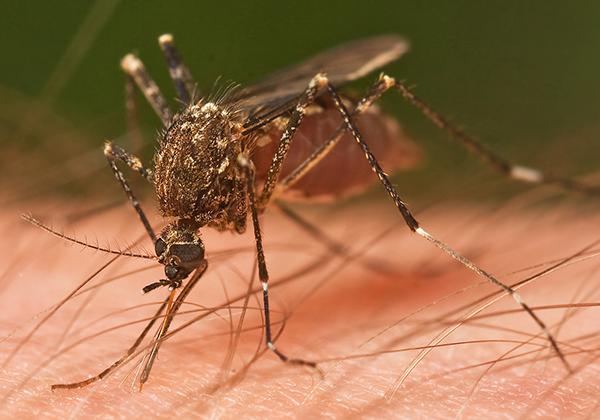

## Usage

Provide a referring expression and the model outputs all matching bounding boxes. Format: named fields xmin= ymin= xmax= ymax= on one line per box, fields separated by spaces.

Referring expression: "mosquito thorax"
xmin=155 ymin=219 xmax=205 ymax=281
xmin=153 ymin=100 xmax=244 ymax=225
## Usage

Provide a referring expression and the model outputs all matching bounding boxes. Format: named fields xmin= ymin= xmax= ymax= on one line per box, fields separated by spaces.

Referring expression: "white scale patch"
xmin=218 ymin=157 xmax=229 ymax=173
xmin=201 ymin=102 xmax=218 ymax=113
xmin=510 ymin=166 xmax=544 ymax=183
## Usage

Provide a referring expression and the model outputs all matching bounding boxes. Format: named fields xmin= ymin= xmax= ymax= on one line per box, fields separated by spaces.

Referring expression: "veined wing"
xmin=233 ymin=35 xmax=409 ymax=130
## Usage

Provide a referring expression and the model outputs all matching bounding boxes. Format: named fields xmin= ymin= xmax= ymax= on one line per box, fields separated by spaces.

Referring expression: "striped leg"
xmin=158 ymin=33 xmax=196 ymax=105
xmin=278 ymin=73 xmax=394 ymax=192
xmin=124 ymin=74 xmax=144 ymax=153
xmin=257 ymin=74 xmax=328 ymax=208
xmin=250 ymin=71 xmax=571 ymax=371
xmin=104 ymin=141 xmax=153 ymax=181
xmin=279 ymin=73 xmax=600 ymax=197
xmin=391 ymin=76 xmax=600 ymax=195
xmin=238 ymin=156 xmax=317 ymax=369
xmin=320 ymin=77 xmax=571 ymax=371
xmin=120 ymin=53 xmax=172 ymax=125
xmin=104 ymin=140 xmax=156 ymax=242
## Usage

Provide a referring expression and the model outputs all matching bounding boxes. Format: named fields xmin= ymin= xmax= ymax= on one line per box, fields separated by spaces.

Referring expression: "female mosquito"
xmin=47 ymin=33 xmax=598 ymax=390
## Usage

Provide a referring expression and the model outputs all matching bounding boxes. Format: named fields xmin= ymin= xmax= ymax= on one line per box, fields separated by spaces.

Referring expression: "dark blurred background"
xmin=2 ymin=1 xmax=600 ymax=205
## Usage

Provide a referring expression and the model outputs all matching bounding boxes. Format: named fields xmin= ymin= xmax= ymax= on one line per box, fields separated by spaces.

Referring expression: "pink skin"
xmin=0 ymin=201 xmax=599 ymax=418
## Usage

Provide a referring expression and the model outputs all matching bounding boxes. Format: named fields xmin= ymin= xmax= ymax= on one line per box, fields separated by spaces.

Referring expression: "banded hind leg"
xmin=279 ymin=73 xmax=600 ymax=196
xmin=325 ymin=76 xmax=571 ymax=370
xmin=390 ymin=77 xmax=600 ymax=195
xmin=254 ymin=73 xmax=571 ymax=371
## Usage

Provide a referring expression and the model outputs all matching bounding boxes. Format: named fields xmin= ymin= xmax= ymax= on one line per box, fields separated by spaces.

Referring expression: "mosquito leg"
xmin=245 ymin=72 xmax=569 ymax=368
xmin=104 ymin=141 xmax=153 ymax=182
xmin=278 ymin=73 xmax=395 ymax=192
xmin=257 ymin=74 xmax=328 ymax=208
xmin=103 ymin=140 xmax=156 ymax=241
xmin=52 ymin=262 xmax=207 ymax=390
xmin=51 ymin=297 xmax=169 ymax=390
xmin=138 ymin=260 xmax=208 ymax=387
xmin=389 ymin=76 xmax=600 ymax=196
xmin=124 ymin=75 xmax=144 ymax=153
xmin=158 ymin=33 xmax=196 ymax=105
xmin=120 ymin=53 xmax=172 ymax=125
xmin=239 ymin=156 xmax=317 ymax=369
xmin=279 ymin=72 xmax=600 ymax=197
xmin=103 ymin=140 xmax=150 ymax=181
xmin=320 ymin=77 xmax=571 ymax=371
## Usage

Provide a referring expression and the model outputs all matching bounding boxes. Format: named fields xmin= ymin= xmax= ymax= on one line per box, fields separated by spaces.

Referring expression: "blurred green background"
xmin=2 ymin=1 xmax=600 ymax=205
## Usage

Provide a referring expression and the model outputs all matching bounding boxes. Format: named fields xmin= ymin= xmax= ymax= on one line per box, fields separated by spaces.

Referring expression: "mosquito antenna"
xmin=22 ymin=214 xmax=156 ymax=260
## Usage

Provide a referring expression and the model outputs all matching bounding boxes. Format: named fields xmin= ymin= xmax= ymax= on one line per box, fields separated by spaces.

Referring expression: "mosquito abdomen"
xmin=252 ymin=104 xmax=421 ymax=201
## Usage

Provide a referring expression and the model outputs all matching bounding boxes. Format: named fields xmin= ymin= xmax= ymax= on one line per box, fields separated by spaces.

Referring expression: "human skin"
xmin=0 ymin=200 xmax=599 ymax=418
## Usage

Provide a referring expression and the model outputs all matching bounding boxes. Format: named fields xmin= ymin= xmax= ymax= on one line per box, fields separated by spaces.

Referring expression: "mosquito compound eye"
xmin=155 ymin=238 xmax=167 ymax=256
xmin=164 ymin=264 xmax=178 ymax=280
xmin=169 ymin=243 xmax=205 ymax=263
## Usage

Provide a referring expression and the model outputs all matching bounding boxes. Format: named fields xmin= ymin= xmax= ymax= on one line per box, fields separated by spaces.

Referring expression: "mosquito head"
xmin=155 ymin=219 xmax=205 ymax=282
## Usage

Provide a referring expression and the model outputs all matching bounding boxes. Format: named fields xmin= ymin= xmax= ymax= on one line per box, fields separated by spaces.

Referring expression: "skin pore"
xmin=0 ymin=198 xmax=599 ymax=418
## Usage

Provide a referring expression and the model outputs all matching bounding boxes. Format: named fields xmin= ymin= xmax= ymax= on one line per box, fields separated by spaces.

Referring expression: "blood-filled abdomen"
xmin=252 ymin=101 xmax=421 ymax=201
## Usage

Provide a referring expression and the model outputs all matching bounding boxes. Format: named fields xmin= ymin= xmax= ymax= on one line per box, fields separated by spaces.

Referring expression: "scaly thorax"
xmin=153 ymin=101 xmax=246 ymax=229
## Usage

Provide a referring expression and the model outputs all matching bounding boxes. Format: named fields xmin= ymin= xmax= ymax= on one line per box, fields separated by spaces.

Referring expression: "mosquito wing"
xmin=233 ymin=35 xmax=410 ymax=129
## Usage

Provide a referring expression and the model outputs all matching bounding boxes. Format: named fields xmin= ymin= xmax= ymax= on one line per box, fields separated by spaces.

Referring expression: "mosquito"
xmin=44 ymin=33 xmax=598 ymax=390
